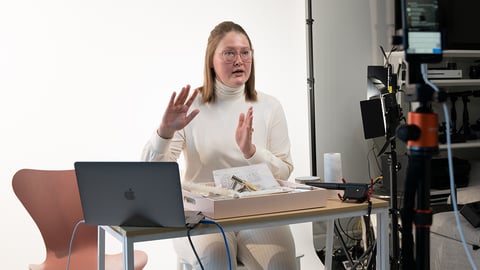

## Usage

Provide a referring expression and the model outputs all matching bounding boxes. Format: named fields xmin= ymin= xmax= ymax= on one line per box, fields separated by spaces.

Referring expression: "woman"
xmin=142 ymin=21 xmax=296 ymax=270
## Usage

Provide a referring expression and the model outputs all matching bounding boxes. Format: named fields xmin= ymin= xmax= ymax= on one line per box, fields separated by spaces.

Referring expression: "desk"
xmin=98 ymin=197 xmax=389 ymax=270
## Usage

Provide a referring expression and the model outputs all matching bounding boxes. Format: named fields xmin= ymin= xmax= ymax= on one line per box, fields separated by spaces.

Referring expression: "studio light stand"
xmin=305 ymin=0 xmax=317 ymax=176
xmin=377 ymin=83 xmax=404 ymax=270
xmin=381 ymin=96 xmax=403 ymax=270
xmin=368 ymin=51 xmax=404 ymax=270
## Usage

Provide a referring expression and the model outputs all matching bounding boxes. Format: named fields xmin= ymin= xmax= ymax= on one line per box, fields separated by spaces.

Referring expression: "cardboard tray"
xmin=182 ymin=180 xmax=328 ymax=219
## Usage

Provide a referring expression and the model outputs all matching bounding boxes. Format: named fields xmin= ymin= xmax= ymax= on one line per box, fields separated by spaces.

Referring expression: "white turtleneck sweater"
xmin=141 ymin=81 xmax=293 ymax=183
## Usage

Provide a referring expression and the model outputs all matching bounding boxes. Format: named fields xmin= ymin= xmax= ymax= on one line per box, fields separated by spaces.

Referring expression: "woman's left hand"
xmin=236 ymin=106 xmax=256 ymax=159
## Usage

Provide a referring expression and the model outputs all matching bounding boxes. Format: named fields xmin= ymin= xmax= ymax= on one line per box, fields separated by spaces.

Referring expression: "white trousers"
xmin=173 ymin=225 xmax=296 ymax=270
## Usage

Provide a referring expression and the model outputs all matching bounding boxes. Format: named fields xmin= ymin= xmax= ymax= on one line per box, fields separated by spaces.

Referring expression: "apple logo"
xmin=124 ymin=188 xmax=136 ymax=200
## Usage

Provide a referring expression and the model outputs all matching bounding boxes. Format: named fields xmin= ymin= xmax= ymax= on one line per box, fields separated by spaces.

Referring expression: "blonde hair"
xmin=198 ymin=21 xmax=257 ymax=103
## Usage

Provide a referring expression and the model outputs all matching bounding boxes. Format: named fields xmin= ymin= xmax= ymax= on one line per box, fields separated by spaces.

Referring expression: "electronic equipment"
xmin=75 ymin=161 xmax=204 ymax=227
xmin=361 ymin=65 xmax=402 ymax=140
xmin=427 ymin=69 xmax=462 ymax=79
xmin=460 ymin=201 xmax=480 ymax=228
xmin=439 ymin=0 xmax=480 ymax=50
xmin=396 ymin=0 xmax=480 ymax=50
xmin=402 ymin=0 xmax=443 ymax=63
xmin=304 ymin=182 xmax=370 ymax=203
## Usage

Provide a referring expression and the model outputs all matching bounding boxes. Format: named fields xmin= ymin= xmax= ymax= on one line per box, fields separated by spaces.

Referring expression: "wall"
xmin=0 ymin=1 xmax=315 ymax=269
xmin=0 ymin=0 xmax=392 ymax=269
xmin=312 ymin=0 xmax=394 ymax=182
xmin=309 ymin=0 xmax=395 ymax=256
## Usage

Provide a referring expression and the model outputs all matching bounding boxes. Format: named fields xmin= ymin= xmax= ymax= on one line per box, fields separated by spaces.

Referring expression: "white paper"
xmin=213 ymin=163 xmax=280 ymax=191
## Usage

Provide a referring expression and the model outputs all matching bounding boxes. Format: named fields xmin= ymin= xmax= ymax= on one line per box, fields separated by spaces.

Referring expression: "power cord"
xmin=186 ymin=226 xmax=205 ymax=270
xmin=187 ymin=219 xmax=232 ymax=270
xmin=66 ymin=219 xmax=85 ymax=270
xmin=421 ymin=63 xmax=479 ymax=270
xmin=200 ymin=219 xmax=232 ymax=270
xmin=336 ymin=217 xmax=363 ymax=242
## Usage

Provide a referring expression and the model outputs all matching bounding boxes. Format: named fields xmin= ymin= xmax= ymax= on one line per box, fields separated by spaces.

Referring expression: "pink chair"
xmin=12 ymin=168 xmax=148 ymax=270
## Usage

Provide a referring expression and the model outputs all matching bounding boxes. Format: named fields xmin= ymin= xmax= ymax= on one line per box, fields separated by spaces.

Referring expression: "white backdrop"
xmin=0 ymin=0 xmax=318 ymax=269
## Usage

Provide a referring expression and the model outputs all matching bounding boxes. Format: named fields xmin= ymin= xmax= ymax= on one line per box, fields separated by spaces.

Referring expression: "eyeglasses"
xmin=220 ymin=49 xmax=253 ymax=63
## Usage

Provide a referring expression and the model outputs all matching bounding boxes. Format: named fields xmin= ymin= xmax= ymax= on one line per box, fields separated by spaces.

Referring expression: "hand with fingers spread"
xmin=157 ymin=85 xmax=200 ymax=139
xmin=236 ymin=106 xmax=256 ymax=158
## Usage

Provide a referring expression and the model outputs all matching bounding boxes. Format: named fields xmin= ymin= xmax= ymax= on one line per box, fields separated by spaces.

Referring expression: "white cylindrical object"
xmin=324 ymin=153 xmax=343 ymax=198
xmin=324 ymin=153 xmax=343 ymax=183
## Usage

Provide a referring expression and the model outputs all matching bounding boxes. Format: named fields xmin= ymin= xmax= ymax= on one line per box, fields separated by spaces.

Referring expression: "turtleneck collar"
xmin=215 ymin=79 xmax=245 ymax=101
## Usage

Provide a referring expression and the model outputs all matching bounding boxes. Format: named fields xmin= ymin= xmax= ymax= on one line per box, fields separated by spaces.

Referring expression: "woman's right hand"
xmin=157 ymin=85 xmax=200 ymax=139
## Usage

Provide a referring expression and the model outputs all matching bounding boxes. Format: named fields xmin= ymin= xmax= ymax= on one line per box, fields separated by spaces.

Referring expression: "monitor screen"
xmin=396 ymin=0 xmax=480 ymax=50
xmin=439 ymin=0 xmax=480 ymax=50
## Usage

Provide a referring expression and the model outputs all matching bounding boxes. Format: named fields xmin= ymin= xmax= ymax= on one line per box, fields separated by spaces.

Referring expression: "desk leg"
xmin=325 ymin=219 xmax=334 ymax=270
xmin=122 ymin=235 xmax=135 ymax=270
xmin=376 ymin=209 xmax=389 ymax=270
xmin=98 ymin=227 xmax=106 ymax=270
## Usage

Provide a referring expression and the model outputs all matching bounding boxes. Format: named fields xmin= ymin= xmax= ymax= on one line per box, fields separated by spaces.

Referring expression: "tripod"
xmin=397 ymin=63 xmax=442 ymax=270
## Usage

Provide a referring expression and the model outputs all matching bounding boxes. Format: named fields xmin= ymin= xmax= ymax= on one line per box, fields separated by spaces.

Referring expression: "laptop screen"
xmin=74 ymin=161 xmax=188 ymax=227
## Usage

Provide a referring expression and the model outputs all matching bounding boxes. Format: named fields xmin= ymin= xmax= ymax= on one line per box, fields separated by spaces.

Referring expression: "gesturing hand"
xmin=236 ymin=106 xmax=256 ymax=158
xmin=157 ymin=85 xmax=200 ymax=139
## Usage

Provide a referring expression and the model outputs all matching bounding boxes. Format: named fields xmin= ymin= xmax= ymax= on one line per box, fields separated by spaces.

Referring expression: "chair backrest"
xmin=12 ymin=169 xmax=98 ymax=259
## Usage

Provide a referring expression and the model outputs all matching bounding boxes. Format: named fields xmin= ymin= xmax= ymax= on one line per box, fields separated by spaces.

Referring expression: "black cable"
xmin=337 ymin=217 xmax=362 ymax=242
xmin=367 ymin=146 xmax=382 ymax=180
xmin=334 ymin=220 xmax=357 ymax=268
xmin=346 ymin=216 xmax=363 ymax=243
xmin=187 ymin=227 xmax=205 ymax=270
xmin=380 ymin=45 xmax=398 ymax=67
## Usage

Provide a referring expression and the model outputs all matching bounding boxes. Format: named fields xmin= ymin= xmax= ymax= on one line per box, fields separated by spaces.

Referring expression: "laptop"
xmin=74 ymin=161 xmax=204 ymax=227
